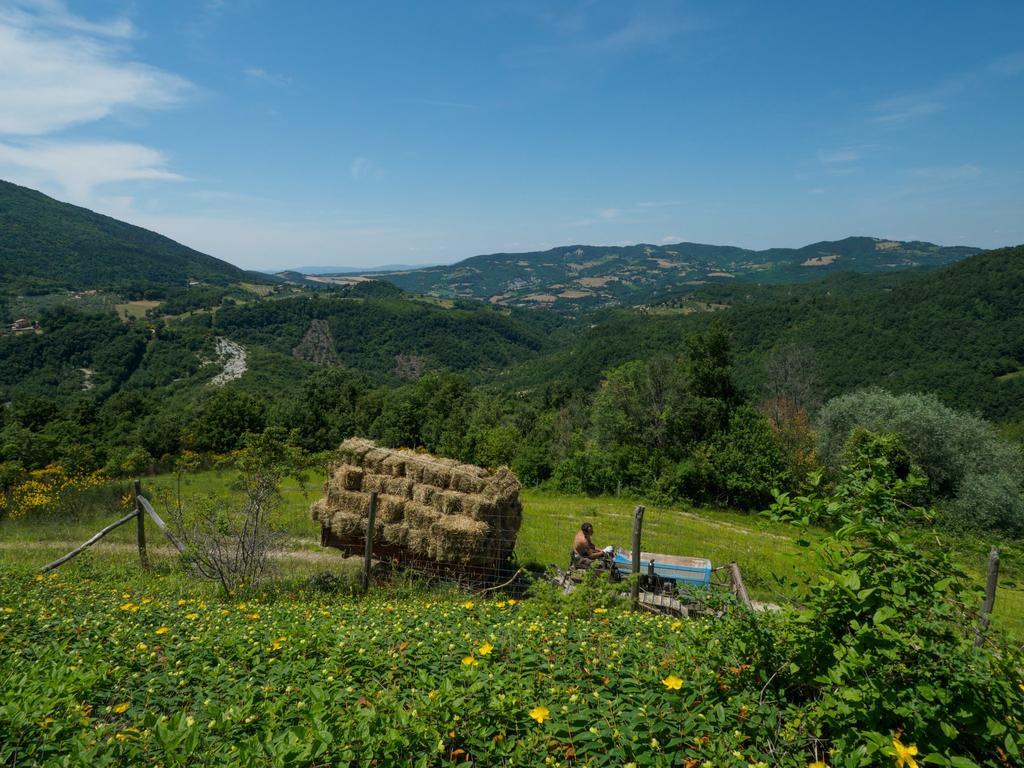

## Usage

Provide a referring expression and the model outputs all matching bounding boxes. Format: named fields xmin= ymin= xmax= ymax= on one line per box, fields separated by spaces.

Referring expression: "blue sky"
xmin=1 ymin=0 xmax=1022 ymax=270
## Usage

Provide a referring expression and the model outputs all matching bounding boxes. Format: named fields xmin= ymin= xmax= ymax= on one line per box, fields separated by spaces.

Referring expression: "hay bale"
xmin=376 ymin=494 xmax=406 ymax=523
xmin=315 ymin=439 xmax=523 ymax=571
xmin=434 ymin=490 xmax=464 ymax=516
xmin=382 ymin=455 xmax=407 ymax=477
xmin=405 ymin=500 xmax=440 ymax=529
xmin=461 ymin=494 xmax=497 ymax=521
xmin=334 ymin=467 xmax=363 ymax=492
xmin=448 ymin=469 xmax=485 ymax=494
xmin=384 ymin=477 xmax=414 ymax=499
xmin=428 ymin=515 xmax=490 ymax=563
xmin=384 ymin=522 xmax=409 ymax=547
xmin=361 ymin=473 xmax=388 ymax=494
xmin=412 ymin=485 xmax=437 ymax=505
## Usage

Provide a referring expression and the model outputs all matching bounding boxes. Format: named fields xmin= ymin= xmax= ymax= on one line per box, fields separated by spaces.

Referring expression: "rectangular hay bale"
xmin=384 ymin=477 xmax=414 ymax=499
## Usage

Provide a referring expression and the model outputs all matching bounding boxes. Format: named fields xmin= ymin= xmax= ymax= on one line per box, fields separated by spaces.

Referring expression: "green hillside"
xmin=0 ymin=179 xmax=273 ymax=297
xmin=370 ymin=236 xmax=980 ymax=312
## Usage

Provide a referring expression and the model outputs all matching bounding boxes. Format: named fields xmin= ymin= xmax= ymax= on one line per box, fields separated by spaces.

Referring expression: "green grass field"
xmin=1 ymin=468 xmax=1020 ymax=637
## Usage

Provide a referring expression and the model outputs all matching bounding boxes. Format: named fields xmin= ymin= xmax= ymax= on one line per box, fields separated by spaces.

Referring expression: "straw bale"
xmin=412 ymin=485 xmax=437 ymax=505
xmin=384 ymin=522 xmax=409 ymax=547
xmin=482 ymin=466 xmax=520 ymax=501
xmin=382 ymin=455 xmax=407 ymax=477
xmin=406 ymin=527 xmax=430 ymax=557
xmin=448 ymin=469 xmax=485 ymax=495
xmin=376 ymin=494 xmax=406 ymax=524
xmin=384 ymin=477 xmax=414 ymax=499
xmin=404 ymin=460 xmax=426 ymax=484
xmin=316 ymin=439 xmax=523 ymax=568
xmin=339 ymin=437 xmax=375 ymax=464
xmin=460 ymin=494 xmax=497 ymax=521
xmin=434 ymin=490 xmax=464 ymax=516
xmin=361 ymin=473 xmax=388 ymax=494
xmin=310 ymin=498 xmax=330 ymax=524
xmin=404 ymin=500 xmax=440 ymax=529
xmin=362 ymin=448 xmax=390 ymax=471
xmin=419 ymin=464 xmax=452 ymax=489
xmin=428 ymin=515 xmax=490 ymax=563
xmin=333 ymin=467 xmax=363 ymax=492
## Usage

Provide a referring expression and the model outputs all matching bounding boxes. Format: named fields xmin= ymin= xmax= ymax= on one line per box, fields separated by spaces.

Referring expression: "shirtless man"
xmin=572 ymin=522 xmax=604 ymax=567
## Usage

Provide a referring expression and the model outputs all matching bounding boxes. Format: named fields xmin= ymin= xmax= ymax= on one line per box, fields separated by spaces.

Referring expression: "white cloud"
xmin=659 ymin=234 xmax=681 ymax=244
xmin=817 ymin=148 xmax=861 ymax=164
xmin=243 ymin=66 xmax=291 ymax=87
xmin=0 ymin=140 xmax=184 ymax=201
xmin=909 ymin=164 xmax=983 ymax=181
xmin=351 ymin=156 xmax=385 ymax=181
xmin=0 ymin=3 xmax=190 ymax=135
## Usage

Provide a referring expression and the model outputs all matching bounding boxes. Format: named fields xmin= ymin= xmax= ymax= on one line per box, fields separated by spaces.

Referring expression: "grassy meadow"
xmin=0 ymin=468 xmax=1020 ymax=637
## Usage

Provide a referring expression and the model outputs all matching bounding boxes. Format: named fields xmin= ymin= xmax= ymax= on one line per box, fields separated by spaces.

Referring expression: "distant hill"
xmin=494 ymin=244 xmax=1024 ymax=423
xmin=0 ymin=179 xmax=274 ymax=297
xmin=376 ymin=237 xmax=981 ymax=311
xmin=275 ymin=263 xmax=442 ymax=276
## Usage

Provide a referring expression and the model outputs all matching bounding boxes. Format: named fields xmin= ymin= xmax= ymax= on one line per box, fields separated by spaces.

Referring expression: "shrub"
xmin=817 ymin=389 xmax=1024 ymax=536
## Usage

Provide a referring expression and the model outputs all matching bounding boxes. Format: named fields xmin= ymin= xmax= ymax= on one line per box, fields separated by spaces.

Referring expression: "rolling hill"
xmin=363 ymin=237 xmax=981 ymax=312
xmin=0 ymin=179 xmax=274 ymax=297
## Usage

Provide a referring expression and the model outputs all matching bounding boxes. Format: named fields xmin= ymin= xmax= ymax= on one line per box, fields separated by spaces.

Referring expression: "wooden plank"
xmin=975 ymin=546 xmax=1000 ymax=646
xmin=136 ymin=494 xmax=187 ymax=555
xmin=41 ymin=510 xmax=139 ymax=572
xmin=361 ymin=491 xmax=378 ymax=594
xmin=630 ymin=505 xmax=645 ymax=610
xmin=728 ymin=562 xmax=753 ymax=611
xmin=134 ymin=480 xmax=148 ymax=571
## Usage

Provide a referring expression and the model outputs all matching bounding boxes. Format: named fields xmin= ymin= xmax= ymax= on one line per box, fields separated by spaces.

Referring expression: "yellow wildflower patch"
xmin=528 ymin=705 xmax=550 ymax=724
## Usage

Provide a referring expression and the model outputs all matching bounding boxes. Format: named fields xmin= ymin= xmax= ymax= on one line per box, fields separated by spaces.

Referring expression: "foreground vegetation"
xmin=2 ymin=438 xmax=1023 ymax=767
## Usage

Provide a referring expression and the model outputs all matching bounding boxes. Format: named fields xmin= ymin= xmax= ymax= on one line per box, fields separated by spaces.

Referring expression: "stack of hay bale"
xmin=311 ymin=438 xmax=522 ymax=568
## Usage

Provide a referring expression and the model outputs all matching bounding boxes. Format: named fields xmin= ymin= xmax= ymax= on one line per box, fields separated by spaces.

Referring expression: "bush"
xmin=817 ymin=389 xmax=1024 ymax=536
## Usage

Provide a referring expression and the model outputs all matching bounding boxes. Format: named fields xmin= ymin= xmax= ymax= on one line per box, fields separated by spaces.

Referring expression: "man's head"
xmin=581 ymin=522 xmax=593 ymax=536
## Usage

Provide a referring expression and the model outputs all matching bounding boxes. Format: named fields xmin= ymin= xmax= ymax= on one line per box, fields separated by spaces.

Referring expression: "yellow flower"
xmin=155 ymin=626 xmax=169 ymax=635
xmin=529 ymin=705 xmax=550 ymax=724
xmin=1 ymin=607 xmax=12 ymax=614
xmin=185 ymin=613 xmax=199 ymax=620
xmin=462 ymin=601 xmax=475 ymax=609
xmin=661 ymin=674 xmax=683 ymax=690
xmin=462 ymin=655 xmax=478 ymax=666
xmin=506 ymin=599 xmax=518 ymax=606
xmin=670 ymin=620 xmax=682 ymax=630
xmin=136 ymin=642 xmax=147 ymax=651
xmin=495 ymin=601 xmax=506 ymax=608
xmin=478 ymin=641 xmax=493 ymax=656
xmin=593 ymin=607 xmax=608 ymax=614
xmin=113 ymin=703 xmax=130 ymax=714
xmin=176 ymin=599 xmax=186 ymax=606
xmin=119 ymin=603 xmax=137 ymax=612
xmin=246 ymin=613 xmax=260 ymax=620
xmin=892 ymin=738 xmax=918 ymax=768
xmin=809 ymin=762 xmax=828 ymax=768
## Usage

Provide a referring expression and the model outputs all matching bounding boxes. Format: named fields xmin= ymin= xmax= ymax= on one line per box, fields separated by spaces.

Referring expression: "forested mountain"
xmin=0 ymin=179 xmax=274 ymax=297
xmin=495 ymin=244 xmax=1024 ymax=423
xmin=367 ymin=237 xmax=980 ymax=311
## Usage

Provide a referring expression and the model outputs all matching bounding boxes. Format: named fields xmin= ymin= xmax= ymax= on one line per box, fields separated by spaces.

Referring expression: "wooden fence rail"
xmin=40 ymin=481 xmax=188 ymax=573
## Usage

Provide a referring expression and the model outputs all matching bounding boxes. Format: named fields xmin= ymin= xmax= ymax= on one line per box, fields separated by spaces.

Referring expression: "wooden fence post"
xmin=134 ymin=479 xmax=148 ymax=571
xmin=630 ymin=505 xmax=645 ymax=610
xmin=728 ymin=562 xmax=753 ymax=611
xmin=361 ymin=491 xmax=378 ymax=594
xmin=975 ymin=546 xmax=1000 ymax=647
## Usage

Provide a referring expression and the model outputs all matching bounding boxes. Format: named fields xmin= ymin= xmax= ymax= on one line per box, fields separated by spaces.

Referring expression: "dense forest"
xmin=2 ymin=194 xmax=1024 ymax=540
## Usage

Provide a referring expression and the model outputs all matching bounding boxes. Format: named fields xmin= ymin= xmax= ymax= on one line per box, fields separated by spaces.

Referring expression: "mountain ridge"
xmin=368 ymin=236 xmax=982 ymax=311
xmin=0 ymin=179 xmax=275 ymax=297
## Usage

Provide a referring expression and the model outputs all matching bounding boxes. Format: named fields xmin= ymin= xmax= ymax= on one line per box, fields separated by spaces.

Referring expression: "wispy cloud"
xmin=0 ymin=140 xmax=184 ymax=201
xmin=243 ymin=66 xmax=291 ymax=87
xmin=908 ymin=164 xmax=982 ymax=181
xmin=817 ymin=147 xmax=861 ymax=165
xmin=350 ymin=156 xmax=385 ymax=181
xmin=659 ymin=234 xmax=682 ymax=244
xmin=870 ymin=50 xmax=1023 ymax=125
xmin=0 ymin=1 xmax=192 ymax=204
xmin=0 ymin=2 xmax=190 ymax=135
